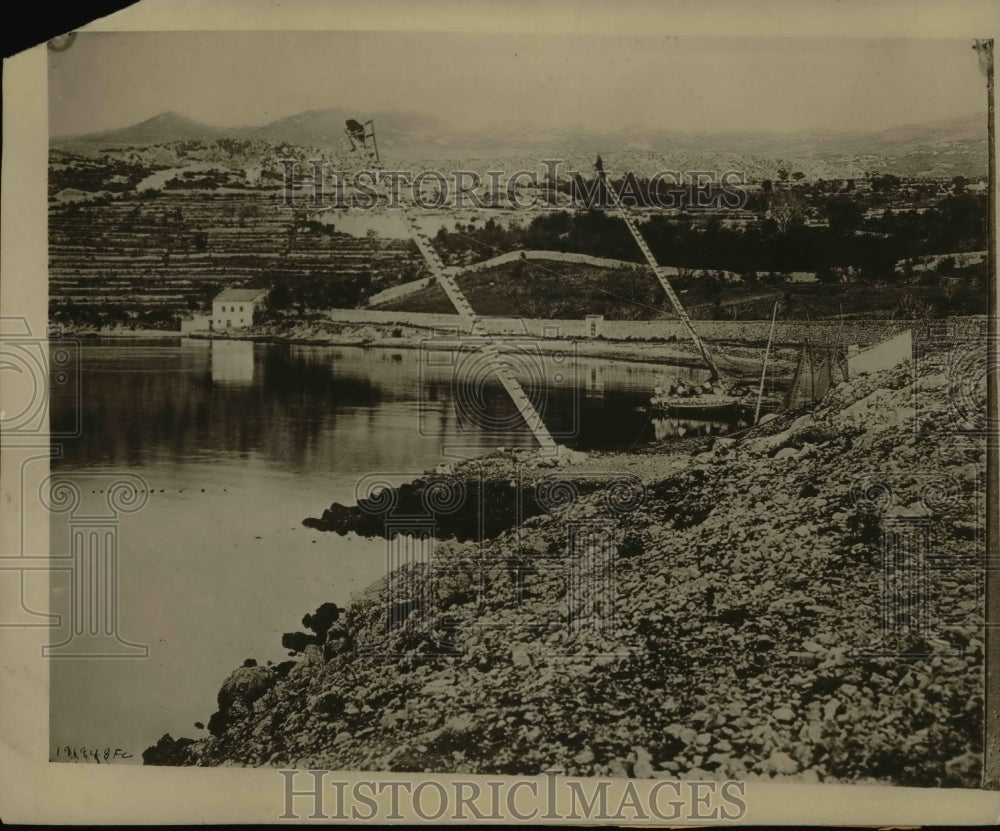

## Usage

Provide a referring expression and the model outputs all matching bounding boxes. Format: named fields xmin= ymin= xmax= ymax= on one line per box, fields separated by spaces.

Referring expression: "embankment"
xmin=144 ymin=348 xmax=983 ymax=787
xmin=185 ymin=315 xmax=800 ymax=381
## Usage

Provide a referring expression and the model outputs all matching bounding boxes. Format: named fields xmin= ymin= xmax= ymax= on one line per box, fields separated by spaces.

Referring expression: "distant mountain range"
xmin=52 ymin=108 xmax=989 ymax=179
xmin=57 ymin=111 xmax=222 ymax=145
xmin=52 ymin=108 xmax=454 ymax=149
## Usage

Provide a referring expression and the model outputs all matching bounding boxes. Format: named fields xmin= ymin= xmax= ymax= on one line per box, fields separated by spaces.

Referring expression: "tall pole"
xmin=755 ymin=301 xmax=779 ymax=425
xmin=980 ymin=37 xmax=999 ymax=790
xmin=599 ymin=167 xmax=724 ymax=383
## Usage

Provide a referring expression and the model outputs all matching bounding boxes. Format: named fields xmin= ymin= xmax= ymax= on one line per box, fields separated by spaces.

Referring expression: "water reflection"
xmin=46 ymin=338 xmax=746 ymax=757
xmin=211 ymin=340 xmax=254 ymax=385
xmin=650 ymin=416 xmax=738 ymax=441
xmin=584 ymin=365 xmax=605 ymax=397
xmin=51 ymin=339 xmax=740 ymax=470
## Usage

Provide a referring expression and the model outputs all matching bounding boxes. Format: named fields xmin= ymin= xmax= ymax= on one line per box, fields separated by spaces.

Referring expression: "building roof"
xmin=214 ymin=288 xmax=267 ymax=302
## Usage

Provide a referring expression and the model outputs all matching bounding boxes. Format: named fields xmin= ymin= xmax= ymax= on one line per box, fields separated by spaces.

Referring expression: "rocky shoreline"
xmin=144 ymin=348 xmax=984 ymax=787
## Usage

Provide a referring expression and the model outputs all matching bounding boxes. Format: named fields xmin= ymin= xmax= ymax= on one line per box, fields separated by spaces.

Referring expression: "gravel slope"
xmin=144 ymin=349 xmax=985 ymax=787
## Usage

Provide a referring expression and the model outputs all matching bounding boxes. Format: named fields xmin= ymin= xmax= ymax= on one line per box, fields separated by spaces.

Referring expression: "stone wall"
xmin=323 ymin=308 xmax=911 ymax=348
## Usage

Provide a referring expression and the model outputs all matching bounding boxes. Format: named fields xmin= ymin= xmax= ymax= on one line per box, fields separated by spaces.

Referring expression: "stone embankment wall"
xmin=326 ymin=307 xmax=910 ymax=348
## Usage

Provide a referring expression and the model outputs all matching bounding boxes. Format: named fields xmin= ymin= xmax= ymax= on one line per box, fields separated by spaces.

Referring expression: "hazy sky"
xmin=49 ymin=31 xmax=988 ymax=137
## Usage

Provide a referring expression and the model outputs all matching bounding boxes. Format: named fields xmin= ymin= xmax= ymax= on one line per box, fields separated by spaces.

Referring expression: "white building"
xmin=211 ymin=288 xmax=267 ymax=330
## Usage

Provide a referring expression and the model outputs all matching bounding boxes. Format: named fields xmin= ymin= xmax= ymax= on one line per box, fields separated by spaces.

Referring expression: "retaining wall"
xmin=323 ymin=308 xmax=912 ymax=347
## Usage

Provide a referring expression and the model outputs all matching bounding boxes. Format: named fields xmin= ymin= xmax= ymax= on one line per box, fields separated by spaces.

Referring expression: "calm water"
xmin=47 ymin=338 xmax=728 ymax=761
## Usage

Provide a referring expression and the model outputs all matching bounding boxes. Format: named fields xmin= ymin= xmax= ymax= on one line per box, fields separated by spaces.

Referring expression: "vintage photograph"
xmin=32 ymin=20 xmax=995 ymax=807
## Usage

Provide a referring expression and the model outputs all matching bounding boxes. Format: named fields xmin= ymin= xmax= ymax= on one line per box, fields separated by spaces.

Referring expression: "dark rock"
xmin=303 ymin=602 xmax=343 ymax=639
xmin=305 ymin=469 xmax=640 ymax=542
xmin=142 ymin=734 xmax=195 ymax=766
xmin=718 ymin=607 xmax=751 ymax=627
xmin=323 ymin=626 xmax=355 ymax=660
xmin=953 ymin=520 xmax=978 ymax=540
xmin=309 ymin=691 xmax=345 ymax=719
xmin=754 ymin=635 xmax=776 ymax=651
xmin=283 ymin=603 xmax=347 ymax=656
xmin=437 ymin=570 xmax=476 ymax=610
xmin=618 ymin=535 xmax=644 ymax=559
xmin=207 ymin=710 xmax=233 ymax=737
xmin=281 ymin=631 xmax=315 ymax=654
xmin=389 ymin=598 xmax=424 ymax=630
xmin=217 ymin=665 xmax=278 ymax=714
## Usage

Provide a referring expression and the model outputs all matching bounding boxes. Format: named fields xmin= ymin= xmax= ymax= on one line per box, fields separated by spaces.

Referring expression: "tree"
xmin=824 ymin=197 xmax=863 ymax=233
xmin=268 ymin=283 xmax=293 ymax=310
xmin=770 ymin=188 xmax=807 ymax=233
xmin=871 ymin=173 xmax=901 ymax=193
xmin=857 ymin=243 xmax=898 ymax=284
xmin=816 ymin=265 xmax=839 ymax=285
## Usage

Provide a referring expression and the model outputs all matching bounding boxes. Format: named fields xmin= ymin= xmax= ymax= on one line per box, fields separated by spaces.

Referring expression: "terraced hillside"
xmin=376 ymin=253 xmax=988 ymax=323
xmin=374 ymin=259 xmax=685 ymax=320
xmin=49 ymin=190 xmax=424 ymax=326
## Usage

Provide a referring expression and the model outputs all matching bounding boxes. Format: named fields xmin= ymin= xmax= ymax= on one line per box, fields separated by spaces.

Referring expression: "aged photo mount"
xmin=3 ymin=0 xmax=1000 ymax=824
